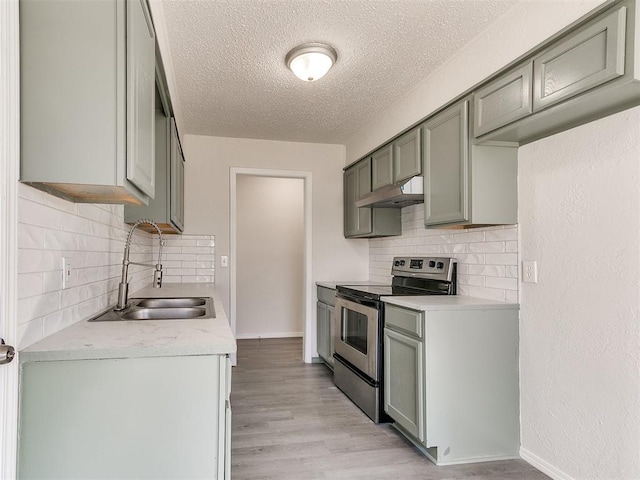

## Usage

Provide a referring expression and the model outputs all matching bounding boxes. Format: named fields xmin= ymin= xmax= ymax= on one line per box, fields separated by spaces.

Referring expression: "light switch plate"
xmin=522 ymin=261 xmax=538 ymax=283
xmin=221 ymin=255 xmax=228 ymax=268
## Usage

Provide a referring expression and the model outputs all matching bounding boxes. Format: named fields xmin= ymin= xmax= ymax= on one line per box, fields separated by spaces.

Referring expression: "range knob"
xmin=428 ymin=260 xmax=436 ymax=268
xmin=436 ymin=261 xmax=444 ymax=269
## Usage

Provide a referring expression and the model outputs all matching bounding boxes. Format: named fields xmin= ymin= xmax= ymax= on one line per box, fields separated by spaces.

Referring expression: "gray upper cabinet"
xmin=423 ymin=101 xmax=469 ymax=225
xmin=344 ymin=158 xmax=402 ymax=238
xmin=170 ymin=119 xmax=185 ymax=232
xmin=126 ymin=0 xmax=156 ymax=198
xmin=125 ymin=60 xmax=184 ymax=234
xmin=474 ymin=63 xmax=533 ymax=137
xmin=475 ymin=1 xmax=640 ymax=145
xmin=424 ymin=97 xmax=518 ymax=227
xmin=371 ymin=146 xmax=394 ymax=191
xmin=393 ymin=127 xmax=422 ymax=183
xmin=20 ymin=0 xmax=155 ymax=205
xmin=371 ymin=129 xmax=422 ymax=191
xmin=532 ymin=6 xmax=626 ymax=112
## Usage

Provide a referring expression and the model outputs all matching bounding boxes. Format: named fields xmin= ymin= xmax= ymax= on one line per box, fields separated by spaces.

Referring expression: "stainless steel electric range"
xmin=334 ymin=256 xmax=457 ymax=423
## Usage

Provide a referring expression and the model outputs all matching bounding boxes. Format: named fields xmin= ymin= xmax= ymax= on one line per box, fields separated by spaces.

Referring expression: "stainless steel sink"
xmin=135 ymin=297 xmax=207 ymax=308
xmin=122 ymin=307 xmax=207 ymax=320
xmin=89 ymin=297 xmax=214 ymax=322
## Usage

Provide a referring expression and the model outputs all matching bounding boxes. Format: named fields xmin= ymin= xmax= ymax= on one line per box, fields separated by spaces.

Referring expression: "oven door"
xmin=334 ymin=296 xmax=380 ymax=381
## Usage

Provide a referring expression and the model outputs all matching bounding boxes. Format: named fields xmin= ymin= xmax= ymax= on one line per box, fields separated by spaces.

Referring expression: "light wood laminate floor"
xmin=231 ymin=338 xmax=549 ymax=480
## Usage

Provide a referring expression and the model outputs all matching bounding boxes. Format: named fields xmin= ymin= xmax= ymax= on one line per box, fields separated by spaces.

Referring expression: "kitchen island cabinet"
xmin=383 ymin=296 xmax=519 ymax=466
xmin=17 ymin=284 xmax=235 ymax=480
xmin=20 ymin=0 xmax=155 ymax=205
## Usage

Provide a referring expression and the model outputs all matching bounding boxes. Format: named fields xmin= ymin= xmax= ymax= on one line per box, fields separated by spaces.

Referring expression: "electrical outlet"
xmin=221 ymin=255 xmax=228 ymax=268
xmin=62 ymin=257 xmax=73 ymax=289
xmin=522 ymin=261 xmax=538 ymax=283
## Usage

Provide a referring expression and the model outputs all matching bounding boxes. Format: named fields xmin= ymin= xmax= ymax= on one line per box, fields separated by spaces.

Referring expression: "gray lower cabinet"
xmin=344 ymin=159 xmax=401 ymax=238
xmin=475 ymin=0 xmax=640 ymax=145
xmin=316 ymin=285 xmax=336 ymax=369
xmin=20 ymin=0 xmax=155 ymax=205
xmin=383 ymin=302 xmax=520 ymax=466
xmin=384 ymin=328 xmax=424 ymax=441
xmin=423 ymin=97 xmax=518 ymax=227
xmin=18 ymin=354 xmax=232 ymax=479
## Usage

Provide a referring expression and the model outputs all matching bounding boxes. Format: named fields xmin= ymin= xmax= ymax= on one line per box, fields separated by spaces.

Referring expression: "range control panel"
xmin=391 ymin=256 xmax=455 ymax=280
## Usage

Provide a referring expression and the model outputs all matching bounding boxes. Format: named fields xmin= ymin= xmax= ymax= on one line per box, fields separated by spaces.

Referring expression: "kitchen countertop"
xmin=383 ymin=295 xmax=519 ymax=311
xmin=20 ymin=283 xmax=236 ymax=363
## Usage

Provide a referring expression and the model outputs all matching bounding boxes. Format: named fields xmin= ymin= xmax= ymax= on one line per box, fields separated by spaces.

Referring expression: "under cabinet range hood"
xmin=355 ymin=176 xmax=424 ymax=208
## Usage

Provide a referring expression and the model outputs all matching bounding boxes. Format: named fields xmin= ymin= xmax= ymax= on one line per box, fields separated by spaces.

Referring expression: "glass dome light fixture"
xmin=285 ymin=43 xmax=337 ymax=82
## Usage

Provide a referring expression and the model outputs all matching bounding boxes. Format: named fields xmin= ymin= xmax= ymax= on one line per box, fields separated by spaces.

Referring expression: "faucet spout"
xmin=115 ymin=219 xmax=165 ymax=311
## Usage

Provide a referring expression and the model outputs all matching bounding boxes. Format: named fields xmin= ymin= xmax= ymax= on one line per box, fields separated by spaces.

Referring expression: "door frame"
xmin=230 ymin=168 xmax=313 ymax=363
xmin=1 ymin=0 xmax=21 ymax=477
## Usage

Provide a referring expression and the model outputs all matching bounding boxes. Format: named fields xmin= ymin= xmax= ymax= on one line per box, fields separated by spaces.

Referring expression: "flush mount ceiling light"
xmin=285 ymin=43 xmax=337 ymax=82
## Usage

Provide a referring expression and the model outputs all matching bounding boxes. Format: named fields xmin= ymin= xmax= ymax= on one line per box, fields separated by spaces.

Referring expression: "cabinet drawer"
xmin=385 ymin=304 xmax=423 ymax=338
xmin=533 ymin=5 xmax=626 ymax=112
xmin=474 ymin=63 xmax=533 ymax=137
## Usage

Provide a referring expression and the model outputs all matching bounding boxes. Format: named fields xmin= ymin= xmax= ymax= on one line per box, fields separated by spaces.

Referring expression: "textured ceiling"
xmin=161 ymin=0 xmax=518 ymax=144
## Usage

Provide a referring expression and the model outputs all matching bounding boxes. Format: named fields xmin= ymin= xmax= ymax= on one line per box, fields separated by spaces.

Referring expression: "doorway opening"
xmin=230 ymin=168 xmax=313 ymax=364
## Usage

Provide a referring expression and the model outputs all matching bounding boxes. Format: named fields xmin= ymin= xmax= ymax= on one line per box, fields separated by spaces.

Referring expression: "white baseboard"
xmin=520 ymin=447 xmax=576 ymax=480
xmin=235 ymin=332 xmax=303 ymax=340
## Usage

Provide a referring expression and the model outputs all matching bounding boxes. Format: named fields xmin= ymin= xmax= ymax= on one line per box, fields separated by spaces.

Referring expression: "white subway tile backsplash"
xmin=485 ymin=253 xmax=518 ymax=265
xmin=369 ymin=204 xmax=519 ymax=302
xmin=156 ymin=233 xmax=216 ymax=284
xmin=19 ymin=200 xmax=62 ymax=230
xmin=18 ymin=273 xmax=43 ymax=299
xmin=19 ymin=224 xmax=44 ymax=249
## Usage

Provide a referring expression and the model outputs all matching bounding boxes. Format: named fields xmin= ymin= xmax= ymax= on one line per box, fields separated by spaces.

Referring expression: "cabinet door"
xmin=355 ymin=158 xmax=372 ymax=234
xmin=384 ymin=328 xmax=424 ymax=442
xmin=126 ymin=0 xmax=156 ymax=198
xmin=533 ymin=6 xmax=626 ymax=112
xmin=170 ymin=119 xmax=185 ymax=231
xmin=316 ymin=302 xmax=331 ymax=362
xmin=344 ymin=167 xmax=359 ymax=237
xmin=474 ymin=63 xmax=533 ymax=137
xmin=423 ymin=100 xmax=470 ymax=226
xmin=393 ymin=128 xmax=422 ymax=183
xmin=371 ymin=145 xmax=394 ymax=190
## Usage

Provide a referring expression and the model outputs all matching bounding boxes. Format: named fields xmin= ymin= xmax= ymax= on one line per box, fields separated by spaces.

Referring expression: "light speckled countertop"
xmin=383 ymin=295 xmax=519 ymax=311
xmin=20 ymin=283 xmax=236 ymax=362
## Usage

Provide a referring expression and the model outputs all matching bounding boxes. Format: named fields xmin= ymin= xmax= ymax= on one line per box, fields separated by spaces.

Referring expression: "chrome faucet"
xmin=115 ymin=219 xmax=165 ymax=311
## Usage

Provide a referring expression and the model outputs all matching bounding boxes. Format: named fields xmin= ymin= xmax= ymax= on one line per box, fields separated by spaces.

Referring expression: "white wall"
xmin=342 ymin=0 xmax=640 ymax=478
xmin=236 ymin=176 xmax=304 ymax=338
xmin=182 ymin=135 xmax=369 ymax=356
xmin=518 ymin=108 xmax=640 ymax=480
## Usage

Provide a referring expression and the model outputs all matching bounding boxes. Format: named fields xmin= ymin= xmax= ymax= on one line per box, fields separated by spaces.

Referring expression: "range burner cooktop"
xmin=336 ymin=256 xmax=457 ymax=301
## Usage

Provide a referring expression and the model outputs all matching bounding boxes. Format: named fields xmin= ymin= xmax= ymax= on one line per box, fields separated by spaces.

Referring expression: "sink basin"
xmin=122 ymin=307 xmax=207 ymax=320
xmin=135 ymin=297 xmax=207 ymax=308
xmin=88 ymin=297 xmax=214 ymax=322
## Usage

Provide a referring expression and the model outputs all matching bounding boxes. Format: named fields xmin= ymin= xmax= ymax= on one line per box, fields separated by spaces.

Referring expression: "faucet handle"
xmin=153 ymin=266 xmax=163 ymax=288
